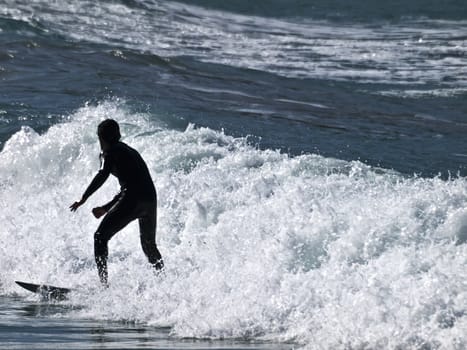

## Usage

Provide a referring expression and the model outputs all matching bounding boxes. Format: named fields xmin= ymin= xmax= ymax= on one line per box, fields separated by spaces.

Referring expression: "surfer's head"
xmin=97 ymin=119 xmax=121 ymax=146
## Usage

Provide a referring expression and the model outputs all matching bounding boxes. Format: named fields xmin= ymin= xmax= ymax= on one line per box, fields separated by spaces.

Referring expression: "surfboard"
xmin=15 ymin=281 xmax=72 ymax=301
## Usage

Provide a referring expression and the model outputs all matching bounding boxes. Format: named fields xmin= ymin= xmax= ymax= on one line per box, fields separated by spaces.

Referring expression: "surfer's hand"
xmin=92 ymin=207 xmax=107 ymax=219
xmin=70 ymin=199 xmax=85 ymax=212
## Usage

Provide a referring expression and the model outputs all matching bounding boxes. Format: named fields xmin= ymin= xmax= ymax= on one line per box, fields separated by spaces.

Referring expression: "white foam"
xmin=1 ymin=100 xmax=466 ymax=348
xmin=378 ymin=87 xmax=467 ymax=98
xmin=2 ymin=0 xmax=467 ymax=91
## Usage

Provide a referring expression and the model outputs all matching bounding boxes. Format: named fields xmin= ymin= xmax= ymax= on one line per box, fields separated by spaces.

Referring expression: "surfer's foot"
xmin=153 ymin=259 xmax=164 ymax=271
xmin=98 ymin=270 xmax=109 ymax=288
xmin=151 ymin=259 xmax=165 ymax=277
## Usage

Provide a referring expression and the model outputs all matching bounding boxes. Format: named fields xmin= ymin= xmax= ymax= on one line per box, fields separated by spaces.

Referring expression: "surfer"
xmin=70 ymin=119 xmax=163 ymax=286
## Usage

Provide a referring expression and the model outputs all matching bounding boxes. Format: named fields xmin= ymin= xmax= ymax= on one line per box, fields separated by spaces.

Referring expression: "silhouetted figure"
xmin=70 ymin=119 xmax=163 ymax=286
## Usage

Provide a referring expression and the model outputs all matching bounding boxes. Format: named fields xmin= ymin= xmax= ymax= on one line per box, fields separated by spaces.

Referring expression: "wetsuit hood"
xmin=98 ymin=119 xmax=121 ymax=144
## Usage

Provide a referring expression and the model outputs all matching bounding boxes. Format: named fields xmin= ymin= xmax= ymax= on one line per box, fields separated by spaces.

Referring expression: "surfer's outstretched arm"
xmin=70 ymin=199 xmax=85 ymax=211
xmin=82 ymin=169 xmax=111 ymax=201
xmin=70 ymin=166 xmax=111 ymax=212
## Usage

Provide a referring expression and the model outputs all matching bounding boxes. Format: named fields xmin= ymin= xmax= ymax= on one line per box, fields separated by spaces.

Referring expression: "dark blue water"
xmin=1 ymin=0 xmax=467 ymax=177
xmin=0 ymin=297 xmax=292 ymax=350
xmin=175 ymin=0 xmax=467 ymax=21
xmin=1 ymin=1 xmax=467 ymax=349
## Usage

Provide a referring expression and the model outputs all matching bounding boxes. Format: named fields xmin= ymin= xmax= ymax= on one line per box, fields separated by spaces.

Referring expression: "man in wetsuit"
xmin=70 ymin=119 xmax=163 ymax=286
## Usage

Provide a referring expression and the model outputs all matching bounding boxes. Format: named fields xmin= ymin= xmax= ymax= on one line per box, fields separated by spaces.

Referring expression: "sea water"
xmin=1 ymin=1 xmax=466 ymax=349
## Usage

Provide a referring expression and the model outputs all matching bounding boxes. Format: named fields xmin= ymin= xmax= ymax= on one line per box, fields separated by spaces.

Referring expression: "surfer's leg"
xmin=94 ymin=199 xmax=137 ymax=285
xmin=139 ymin=202 xmax=164 ymax=271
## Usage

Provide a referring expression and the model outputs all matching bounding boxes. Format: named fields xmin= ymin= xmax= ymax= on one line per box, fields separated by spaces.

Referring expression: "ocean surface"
xmin=1 ymin=1 xmax=466 ymax=349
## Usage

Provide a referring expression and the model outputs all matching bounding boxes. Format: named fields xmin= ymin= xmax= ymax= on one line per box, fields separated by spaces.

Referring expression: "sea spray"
xmin=1 ymin=101 xmax=466 ymax=349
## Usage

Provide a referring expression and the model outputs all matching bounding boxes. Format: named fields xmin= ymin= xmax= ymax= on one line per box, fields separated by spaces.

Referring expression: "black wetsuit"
xmin=81 ymin=141 xmax=163 ymax=284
